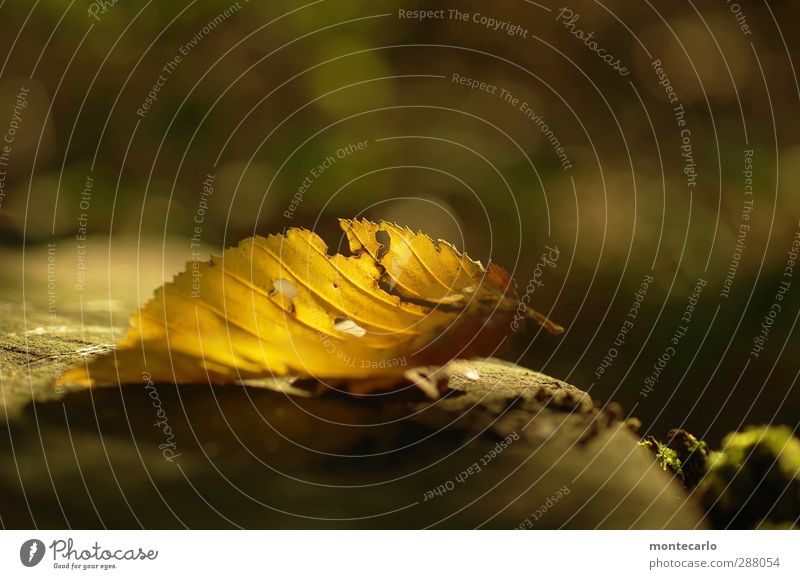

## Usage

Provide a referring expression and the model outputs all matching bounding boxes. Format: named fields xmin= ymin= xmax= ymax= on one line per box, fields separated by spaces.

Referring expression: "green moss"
xmin=666 ymin=429 xmax=711 ymax=489
xmin=639 ymin=436 xmax=683 ymax=478
xmin=700 ymin=425 xmax=800 ymax=529
xmin=639 ymin=429 xmax=711 ymax=489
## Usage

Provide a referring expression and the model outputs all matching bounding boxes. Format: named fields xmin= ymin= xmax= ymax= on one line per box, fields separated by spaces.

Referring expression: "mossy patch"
xmin=639 ymin=429 xmax=710 ymax=489
xmin=700 ymin=425 xmax=800 ymax=529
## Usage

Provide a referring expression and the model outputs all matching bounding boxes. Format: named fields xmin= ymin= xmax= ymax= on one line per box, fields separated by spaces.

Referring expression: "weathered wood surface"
xmin=0 ymin=243 xmax=705 ymax=528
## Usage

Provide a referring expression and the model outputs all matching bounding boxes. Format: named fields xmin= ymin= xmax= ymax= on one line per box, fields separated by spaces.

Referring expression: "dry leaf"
xmin=59 ymin=219 xmax=561 ymax=393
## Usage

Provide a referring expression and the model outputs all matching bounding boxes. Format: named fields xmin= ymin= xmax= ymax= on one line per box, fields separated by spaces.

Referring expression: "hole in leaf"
xmin=334 ymin=317 xmax=367 ymax=337
xmin=375 ymin=229 xmax=390 ymax=260
xmin=270 ymin=278 xmax=298 ymax=300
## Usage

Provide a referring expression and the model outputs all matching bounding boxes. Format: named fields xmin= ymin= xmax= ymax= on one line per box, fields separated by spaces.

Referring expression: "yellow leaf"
xmin=59 ymin=219 xmax=561 ymax=392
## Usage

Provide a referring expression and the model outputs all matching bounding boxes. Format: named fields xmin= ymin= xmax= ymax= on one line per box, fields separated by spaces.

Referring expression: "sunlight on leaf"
xmin=59 ymin=219 xmax=561 ymax=394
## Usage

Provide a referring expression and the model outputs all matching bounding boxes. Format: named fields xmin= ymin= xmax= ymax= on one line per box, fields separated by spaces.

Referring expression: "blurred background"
xmin=1 ymin=0 xmax=798 ymax=445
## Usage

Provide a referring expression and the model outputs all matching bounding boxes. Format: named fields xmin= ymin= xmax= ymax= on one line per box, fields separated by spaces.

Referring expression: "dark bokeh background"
xmin=1 ymin=0 xmax=798 ymax=445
